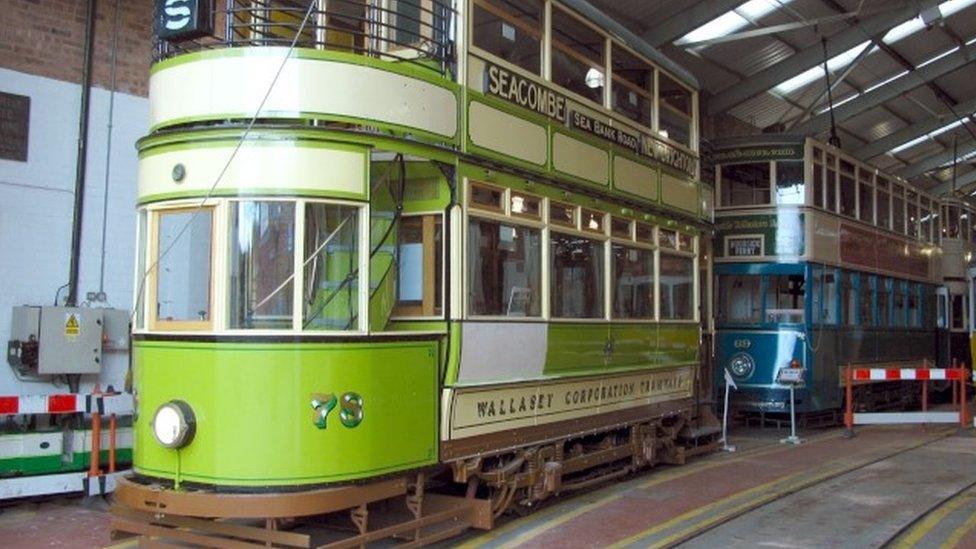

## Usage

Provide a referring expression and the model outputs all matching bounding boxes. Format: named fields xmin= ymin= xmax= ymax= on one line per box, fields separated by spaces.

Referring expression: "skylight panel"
xmin=941 ymin=0 xmax=976 ymax=17
xmin=676 ymin=0 xmax=789 ymax=46
xmin=889 ymin=119 xmax=968 ymax=155
xmin=775 ymin=41 xmax=872 ymax=94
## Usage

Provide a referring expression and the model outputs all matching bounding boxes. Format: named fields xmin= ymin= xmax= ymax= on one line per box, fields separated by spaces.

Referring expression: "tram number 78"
xmin=311 ymin=392 xmax=364 ymax=429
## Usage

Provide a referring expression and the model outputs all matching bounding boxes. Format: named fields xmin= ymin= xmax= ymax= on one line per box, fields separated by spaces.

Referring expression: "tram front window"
xmin=718 ymin=275 xmax=760 ymax=324
xmin=766 ymin=275 xmax=805 ymax=324
xmin=720 ymin=162 xmax=770 ymax=207
xmin=229 ymin=201 xmax=296 ymax=329
xmin=304 ymin=204 xmax=361 ymax=331
xmin=153 ymin=208 xmax=214 ymax=329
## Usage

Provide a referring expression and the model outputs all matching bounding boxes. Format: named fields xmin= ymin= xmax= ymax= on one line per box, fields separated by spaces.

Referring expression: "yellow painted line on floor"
xmin=460 ymin=428 xmax=847 ymax=548
xmin=943 ymin=501 xmax=976 ymax=548
xmin=889 ymin=490 xmax=976 ymax=548
xmin=611 ymin=431 xmax=952 ymax=549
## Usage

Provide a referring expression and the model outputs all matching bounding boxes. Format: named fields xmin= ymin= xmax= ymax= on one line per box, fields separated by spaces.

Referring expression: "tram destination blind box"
xmin=776 ymin=366 xmax=806 ymax=445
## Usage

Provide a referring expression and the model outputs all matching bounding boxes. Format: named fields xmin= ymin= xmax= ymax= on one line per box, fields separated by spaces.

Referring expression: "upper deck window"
xmin=658 ymin=72 xmax=693 ymax=148
xmin=775 ymin=161 xmax=804 ymax=205
xmin=611 ymin=44 xmax=653 ymax=128
xmin=857 ymin=168 xmax=874 ymax=223
xmin=906 ymin=190 xmax=919 ymax=238
xmin=839 ymin=160 xmax=856 ymax=218
xmin=876 ymin=177 xmax=891 ymax=230
xmin=720 ymin=162 xmax=770 ymax=207
xmin=824 ymin=154 xmax=838 ymax=213
xmin=551 ymin=6 xmax=605 ymax=104
xmin=472 ymin=0 xmax=542 ymax=75
xmin=891 ymin=185 xmax=906 ymax=234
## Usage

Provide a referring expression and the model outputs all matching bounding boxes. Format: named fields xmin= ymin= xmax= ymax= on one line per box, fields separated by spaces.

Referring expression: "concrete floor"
xmin=0 ymin=425 xmax=973 ymax=548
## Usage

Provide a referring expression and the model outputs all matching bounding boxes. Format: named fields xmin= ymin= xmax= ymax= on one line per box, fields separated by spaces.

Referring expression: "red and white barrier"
xmin=844 ymin=362 xmax=971 ymax=435
xmin=0 ymin=392 xmax=132 ymax=416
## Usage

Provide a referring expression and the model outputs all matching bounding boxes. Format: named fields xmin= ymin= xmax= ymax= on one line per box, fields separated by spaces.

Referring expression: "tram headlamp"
xmin=152 ymin=400 xmax=195 ymax=449
xmin=729 ymin=353 xmax=755 ymax=379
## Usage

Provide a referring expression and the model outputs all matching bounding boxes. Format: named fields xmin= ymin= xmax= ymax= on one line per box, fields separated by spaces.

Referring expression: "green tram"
xmin=117 ymin=0 xmax=715 ymax=541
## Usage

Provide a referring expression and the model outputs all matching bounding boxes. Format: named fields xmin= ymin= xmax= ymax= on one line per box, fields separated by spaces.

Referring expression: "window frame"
xmin=391 ymin=211 xmax=446 ymax=320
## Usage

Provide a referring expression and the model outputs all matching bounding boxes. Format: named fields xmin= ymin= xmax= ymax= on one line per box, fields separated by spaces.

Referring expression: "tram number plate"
xmin=776 ymin=367 xmax=806 ymax=385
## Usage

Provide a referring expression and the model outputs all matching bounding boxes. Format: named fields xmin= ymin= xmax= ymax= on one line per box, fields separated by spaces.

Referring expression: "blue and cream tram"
xmin=936 ymin=198 xmax=976 ymax=368
xmin=711 ymin=136 xmax=942 ymax=414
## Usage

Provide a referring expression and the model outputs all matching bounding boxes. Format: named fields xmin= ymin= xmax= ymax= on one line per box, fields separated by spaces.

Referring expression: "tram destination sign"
xmin=710 ymin=144 xmax=805 ymax=164
xmin=484 ymin=62 xmax=698 ymax=177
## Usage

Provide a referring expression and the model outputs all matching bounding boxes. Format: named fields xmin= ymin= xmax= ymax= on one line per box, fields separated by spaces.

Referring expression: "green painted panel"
xmin=544 ymin=323 xmax=609 ymax=376
xmin=657 ymin=324 xmax=699 ymax=364
xmin=0 ymin=449 xmax=133 ymax=476
xmin=608 ymin=323 xmax=658 ymax=371
xmin=133 ymin=340 xmax=438 ymax=486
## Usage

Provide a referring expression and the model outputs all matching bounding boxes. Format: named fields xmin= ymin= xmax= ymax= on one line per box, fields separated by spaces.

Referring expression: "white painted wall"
xmin=0 ymin=68 xmax=148 ymax=395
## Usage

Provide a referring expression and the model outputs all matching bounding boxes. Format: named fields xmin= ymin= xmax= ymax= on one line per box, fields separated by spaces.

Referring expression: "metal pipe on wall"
xmin=67 ymin=0 xmax=98 ymax=307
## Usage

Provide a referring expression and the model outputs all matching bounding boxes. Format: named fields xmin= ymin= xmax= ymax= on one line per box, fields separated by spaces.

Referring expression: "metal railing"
xmin=154 ymin=0 xmax=456 ymax=76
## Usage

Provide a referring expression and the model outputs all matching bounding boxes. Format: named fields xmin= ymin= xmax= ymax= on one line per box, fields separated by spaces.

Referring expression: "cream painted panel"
xmin=446 ymin=366 xmax=694 ymax=440
xmin=553 ymin=133 xmax=609 ymax=185
xmin=139 ymin=144 xmax=364 ymax=200
xmin=468 ymin=101 xmax=547 ymax=165
xmin=614 ymin=156 xmax=658 ymax=200
xmin=151 ymin=55 xmax=457 ymax=137
xmin=660 ymin=171 xmax=698 ymax=214
xmin=457 ymin=322 xmax=547 ymax=384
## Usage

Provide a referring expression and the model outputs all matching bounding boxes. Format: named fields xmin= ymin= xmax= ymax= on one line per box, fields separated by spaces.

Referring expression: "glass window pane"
xmin=858 ymin=174 xmax=873 ymax=223
xmin=551 ymin=232 xmax=605 ymax=318
xmin=840 ymin=173 xmax=856 ymax=217
xmin=550 ymin=201 xmax=577 ymax=227
xmin=775 ymin=161 xmax=804 ymax=205
xmin=826 ymin=164 xmax=837 ymax=212
xmin=472 ymin=0 xmax=542 ymax=74
xmin=718 ymin=275 xmax=760 ymax=324
xmin=551 ymin=7 xmax=604 ymax=104
xmin=229 ymin=202 xmax=295 ymax=329
xmin=892 ymin=192 xmax=905 ymax=234
xmin=660 ymin=254 xmax=694 ymax=320
xmin=877 ymin=278 xmax=890 ymax=326
xmin=907 ymin=194 xmax=919 ymax=238
xmin=877 ymin=190 xmax=890 ymax=230
xmin=611 ymin=217 xmax=631 ymax=239
xmin=396 ymin=215 xmax=443 ymax=316
xmin=859 ymin=275 xmax=874 ymax=326
xmin=611 ymin=44 xmax=653 ymax=127
xmin=304 ymin=204 xmax=360 ymax=330
xmin=765 ymin=274 xmax=805 ymax=324
xmin=470 ymin=182 xmax=504 ymax=211
xmin=155 ymin=209 xmax=213 ymax=324
xmin=510 ymin=191 xmax=541 ymax=219
xmin=468 ymin=218 xmax=542 ymax=316
xmin=612 ymin=244 xmax=654 ymax=319
xmin=720 ymin=162 xmax=770 ymax=206
xmin=813 ymin=162 xmax=824 ymax=208
xmin=952 ymin=294 xmax=964 ymax=329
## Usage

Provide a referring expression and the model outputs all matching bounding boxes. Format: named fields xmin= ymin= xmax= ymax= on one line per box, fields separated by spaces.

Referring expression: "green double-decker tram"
xmin=119 ymin=0 xmax=715 ymax=542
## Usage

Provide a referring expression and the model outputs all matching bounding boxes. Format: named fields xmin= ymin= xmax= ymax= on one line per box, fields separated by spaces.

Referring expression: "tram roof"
xmin=588 ymin=0 xmax=976 ymax=199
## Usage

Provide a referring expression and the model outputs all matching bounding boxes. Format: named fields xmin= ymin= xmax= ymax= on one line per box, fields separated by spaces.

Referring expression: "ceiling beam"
xmin=641 ymin=0 xmax=749 ymax=47
xmin=790 ymin=41 xmax=976 ymax=136
xmin=895 ymin=139 xmax=976 ymax=179
xmin=706 ymin=0 xmax=943 ymax=116
xmin=854 ymin=96 xmax=976 ymax=160
xmin=930 ymin=168 xmax=976 ymax=196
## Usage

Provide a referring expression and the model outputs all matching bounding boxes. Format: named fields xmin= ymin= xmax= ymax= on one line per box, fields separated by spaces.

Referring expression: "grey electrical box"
xmin=8 ymin=306 xmax=128 ymax=376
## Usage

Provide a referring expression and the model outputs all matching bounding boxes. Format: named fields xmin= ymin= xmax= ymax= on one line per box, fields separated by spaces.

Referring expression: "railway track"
xmin=883 ymin=479 xmax=976 ymax=548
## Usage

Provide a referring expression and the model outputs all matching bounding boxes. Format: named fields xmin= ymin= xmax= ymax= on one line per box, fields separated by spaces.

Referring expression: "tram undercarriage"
xmin=110 ymin=406 xmax=720 ymax=547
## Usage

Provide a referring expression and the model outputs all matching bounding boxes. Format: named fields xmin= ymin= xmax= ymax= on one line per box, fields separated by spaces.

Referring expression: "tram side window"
xmin=660 ymin=254 xmax=695 ymax=320
xmin=877 ymin=278 xmax=891 ymax=326
xmin=720 ymin=162 xmax=770 ymax=207
xmin=876 ymin=179 xmax=891 ymax=230
xmin=612 ymin=244 xmax=655 ymax=319
xmin=472 ymin=0 xmax=542 ymax=75
xmin=551 ymin=232 xmax=605 ymax=318
xmin=892 ymin=281 xmax=906 ymax=327
xmin=775 ymin=161 xmax=804 ymax=205
xmin=858 ymin=274 xmax=874 ymax=326
xmin=469 ymin=218 xmax=542 ymax=317
xmin=839 ymin=160 xmax=856 ymax=217
xmin=304 ymin=204 xmax=361 ymax=331
xmin=813 ymin=157 xmax=824 ymax=208
xmin=907 ymin=192 xmax=919 ymax=239
xmin=152 ymin=208 xmax=214 ymax=329
xmin=952 ymin=294 xmax=965 ymax=330
xmin=858 ymin=169 xmax=874 ymax=223
xmin=892 ymin=186 xmax=906 ymax=234
xmin=717 ymin=275 xmax=760 ymax=324
xmin=228 ymin=201 xmax=296 ymax=330
xmin=841 ymin=272 xmax=855 ymax=326
xmin=658 ymin=72 xmax=694 ymax=148
xmin=813 ymin=267 xmax=838 ymax=324
xmin=765 ymin=274 xmax=805 ymax=324
xmin=611 ymin=44 xmax=653 ymax=128
xmin=825 ymin=154 xmax=838 ymax=213
xmin=908 ymin=284 xmax=920 ymax=327
xmin=395 ymin=215 xmax=443 ymax=317
xmin=920 ymin=200 xmax=932 ymax=242
xmin=551 ymin=6 xmax=604 ymax=104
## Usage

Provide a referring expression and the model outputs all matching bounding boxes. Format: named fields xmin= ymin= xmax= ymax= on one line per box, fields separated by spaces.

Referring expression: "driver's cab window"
xmin=150 ymin=208 xmax=215 ymax=331
xmin=717 ymin=275 xmax=760 ymax=324
xmin=765 ymin=274 xmax=805 ymax=324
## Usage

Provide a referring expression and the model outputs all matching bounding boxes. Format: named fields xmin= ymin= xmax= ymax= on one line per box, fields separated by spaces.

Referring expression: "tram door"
xmin=936 ymin=286 xmax=970 ymax=368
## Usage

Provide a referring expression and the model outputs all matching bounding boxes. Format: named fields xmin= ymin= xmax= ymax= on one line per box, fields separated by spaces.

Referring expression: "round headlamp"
xmin=151 ymin=400 xmax=195 ymax=449
xmin=729 ymin=353 xmax=755 ymax=379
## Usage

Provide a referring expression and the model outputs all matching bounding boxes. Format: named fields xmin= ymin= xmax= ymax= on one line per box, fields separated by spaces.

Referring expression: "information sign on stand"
xmin=776 ymin=366 xmax=806 ymax=445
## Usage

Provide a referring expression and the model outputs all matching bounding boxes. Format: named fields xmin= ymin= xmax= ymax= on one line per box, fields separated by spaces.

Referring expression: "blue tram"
xmin=711 ymin=136 xmax=943 ymax=414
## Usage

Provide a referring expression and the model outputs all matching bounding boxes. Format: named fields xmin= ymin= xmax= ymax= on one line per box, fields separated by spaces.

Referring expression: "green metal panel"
xmin=133 ymin=340 xmax=438 ymax=486
xmin=544 ymin=323 xmax=609 ymax=376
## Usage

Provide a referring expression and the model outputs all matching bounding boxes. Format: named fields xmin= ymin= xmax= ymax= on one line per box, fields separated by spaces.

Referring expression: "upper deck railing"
xmin=154 ymin=0 xmax=456 ymax=77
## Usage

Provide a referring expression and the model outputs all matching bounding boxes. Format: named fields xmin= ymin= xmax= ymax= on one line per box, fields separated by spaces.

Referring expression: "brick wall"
xmin=0 ymin=0 xmax=153 ymax=97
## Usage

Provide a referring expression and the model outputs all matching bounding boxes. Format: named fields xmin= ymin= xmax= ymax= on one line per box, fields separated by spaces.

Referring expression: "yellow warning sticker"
xmin=65 ymin=313 xmax=80 ymax=337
